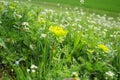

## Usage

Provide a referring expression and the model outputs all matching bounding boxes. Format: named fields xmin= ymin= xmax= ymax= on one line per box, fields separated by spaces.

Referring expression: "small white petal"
xmin=31 ymin=69 xmax=36 ymax=73
xmin=30 ymin=64 xmax=38 ymax=69
xmin=27 ymin=69 xmax=30 ymax=72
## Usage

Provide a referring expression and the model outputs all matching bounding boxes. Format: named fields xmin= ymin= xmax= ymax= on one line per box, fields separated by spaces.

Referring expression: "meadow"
xmin=33 ymin=0 xmax=120 ymax=12
xmin=0 ymin=0 xmax=120 ymax=80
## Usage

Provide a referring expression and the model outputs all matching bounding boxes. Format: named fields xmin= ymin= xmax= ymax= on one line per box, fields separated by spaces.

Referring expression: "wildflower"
xmin=14 ymin=1 xmax=19 ymax=3
xmin=15 ymin=61 xmax=19 ymax=65
xmin=11 ymin=69 xmax=14 ymax=72
xmin=31 ymin=69 xmax=36 ymax=73
xmin=28 ymin=64 xmax=38 ymax=73
xmin=74 ymin=7 xmax=79 ymax=10
xmin=98 ymin=44 xmax=109 ymax=52
xmin=49 ymin=26 xmax=68 ymax=37
xmin=41 ymin=12 xmax=46 ymax=15
xmin=105 ymin=71 xmax=114 ymax=77
xmin=30 ymin=64 xmax=38 ymax=69
xmin=22 ymin=22 xmax=29 ymax=26
xmin=80 ymin=0 xmax=84 ymax=4
xmin=27 ymin=69 xmax=30 ymax=73
xmin=72 ymin=72 xmax=80 ymax=80
xmin=72 ymin=72 xmax=78 ymax=78
xmin=40 ymin=33 xmax=47 ymax=38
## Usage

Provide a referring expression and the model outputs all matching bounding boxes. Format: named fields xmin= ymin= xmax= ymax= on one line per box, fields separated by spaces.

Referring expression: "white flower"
xmin=41 ymin=12 xmax=46 ymax=15
xmin=11 ymin=69 xmax=14 ymax=72
xmin=72 ymin=72 xmax=79 ymax=78
xmin=74 ymin=7 xmax=79 ymax=10
xmin=22 ymin=22 xmax=29 ymax=26
xmin=14 ymin=1 xmax=19 ymax=3
xmin=15 ymin=61 xmax=19 ymax=65
xmin=17 ymin=14 xmax=22 ymax=19
xmin=30 ymin=64 xmax=38 ymax=69
xmin=31 ymin=69 xmax=36 ymax=73
xmin=27 ymin=69 xmax=30 ymax=72
xmin=105 ymin=71 xmax=115 ymax=77
xmin=40 ymin=33 xmax=47 ymax=38
xmin=80 ymin=0 xmax=84 ymax=4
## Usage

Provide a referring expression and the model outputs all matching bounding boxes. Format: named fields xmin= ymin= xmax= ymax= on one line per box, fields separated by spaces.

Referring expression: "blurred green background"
xmin=34 ymin=0 xmax=120 ymax=12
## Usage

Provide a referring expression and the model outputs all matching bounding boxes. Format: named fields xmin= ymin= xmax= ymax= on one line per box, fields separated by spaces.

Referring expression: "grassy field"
xmin=84 ymin=0 xmax=120 ymax=12
xmin=17 ymin=0 xmax=120 ymax=17
xmin=33 ymin=0 xmax=120 ymax=12
xmin=0 ymin=0 xmax=120 ymax=80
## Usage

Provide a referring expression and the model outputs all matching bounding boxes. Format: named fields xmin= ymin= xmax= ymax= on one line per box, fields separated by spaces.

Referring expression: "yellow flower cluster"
xmin=49 ymin=26 xmax=68 ymax=37
xmin=98 ymin=44 xmax=109 ymax=52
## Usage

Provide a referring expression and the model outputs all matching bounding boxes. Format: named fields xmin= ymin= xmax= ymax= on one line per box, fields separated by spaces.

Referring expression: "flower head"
xmin=40 ymin=33 xmax=47 ymax=38
xmin=105 ymin=71 xmax=114 ymax=77
xmin=49 ymin=26 xmax=68 ymax=37
xmin=98 ymin=44 xmax=109 ymax=52
xmin=30 ymin=64 xmax=38 ymax=69
xmin=22 ymin=22 xmax=29 ymax=26
xmin=27 ymin=69 xmax=30 ymax=73
xmin=72 ymin=72 xmax=78 ymax=78
xmin=80 ymin=0 xmax=84 ymax=4
xmin=31 ymin=69 xmax=36 ymax=73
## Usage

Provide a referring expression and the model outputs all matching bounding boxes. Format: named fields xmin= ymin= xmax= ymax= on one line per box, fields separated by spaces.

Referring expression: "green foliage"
xmin=0 ymin=1 xmax=120 ymax=80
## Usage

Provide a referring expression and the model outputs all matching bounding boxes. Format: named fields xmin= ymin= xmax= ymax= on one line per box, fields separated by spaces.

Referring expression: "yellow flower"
xmin=98 ymin=44 xmax=109 ymax=52
xmin=49 ymin=26 xmax=68 ymax=37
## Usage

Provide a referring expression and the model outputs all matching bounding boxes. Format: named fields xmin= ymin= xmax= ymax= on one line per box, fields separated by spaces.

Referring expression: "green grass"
xmin=84 ymin=0 xmax=120 ymax=12
xmin=33 ymin=0 xmax=120 ymax=12
xmin=17 ymin=0 xmax=120 ymax=18
xmin=0 ymin=0 xmax=120 ymax=80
